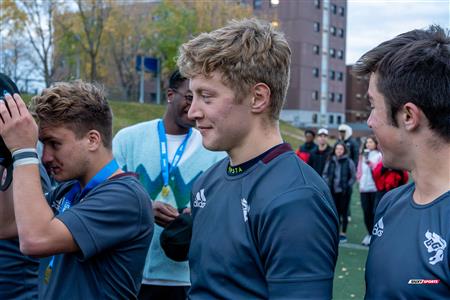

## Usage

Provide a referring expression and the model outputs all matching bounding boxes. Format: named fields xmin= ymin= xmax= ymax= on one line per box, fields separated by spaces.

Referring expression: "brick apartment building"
xmin=246 ymin=0 xmax=347 ymax=129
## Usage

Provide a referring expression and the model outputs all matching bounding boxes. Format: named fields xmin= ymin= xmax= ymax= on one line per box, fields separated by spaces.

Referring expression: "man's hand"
xmin=153 ymin=201 xmax=179 ymax=228
xmin=0 ymin=93 xmax=38 ymax=152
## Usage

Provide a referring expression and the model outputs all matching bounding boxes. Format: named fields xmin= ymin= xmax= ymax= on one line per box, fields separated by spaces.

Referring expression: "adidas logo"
xmin=372 ymin=217 xmax=384 ymax=237
xmin=193 ymin=189 xmax=207 ymax=208
xmin=241 ymin=198 xmax=250 ymax=222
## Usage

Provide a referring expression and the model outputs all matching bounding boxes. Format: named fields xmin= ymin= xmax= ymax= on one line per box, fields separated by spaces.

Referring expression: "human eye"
xmin=200 ymin=92 xmax=212 ymax=102
xmin=49 ymin=140 xmax=61 ymax=150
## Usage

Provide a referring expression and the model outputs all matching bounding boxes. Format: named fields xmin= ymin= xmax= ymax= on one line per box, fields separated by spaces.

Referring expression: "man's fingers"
xmin=0 ymin=98 xmax=11 ymax=124
xmin=13 ymin=93 xmax=27 ymax=116
xmin=154 ymin=214 xmax=176 ymax=228
xmin=4 ymin=93 xmax=20 ymax=119
xmin=154 ymin=201 xmax=179 ymax=218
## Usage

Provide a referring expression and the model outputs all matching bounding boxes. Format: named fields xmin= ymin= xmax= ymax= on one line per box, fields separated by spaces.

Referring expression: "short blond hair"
xmin=177 ymin=18 xmax=291 ymax=120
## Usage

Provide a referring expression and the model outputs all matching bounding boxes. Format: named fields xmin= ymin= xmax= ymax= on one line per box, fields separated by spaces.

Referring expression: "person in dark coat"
xmin=323 ymin=142 xmax=356 ymax=243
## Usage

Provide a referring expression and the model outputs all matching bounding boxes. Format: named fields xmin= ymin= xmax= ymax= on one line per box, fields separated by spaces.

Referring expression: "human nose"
xmin=187 ymin=96 xmax=203 ymax=121
xmin=41 ymin=146 xmax=53 ymax=165
xmin=367 ymin=113 xmax=373 ymax=128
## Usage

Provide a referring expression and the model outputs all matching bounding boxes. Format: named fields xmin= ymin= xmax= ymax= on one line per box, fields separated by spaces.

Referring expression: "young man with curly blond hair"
xmin=0 ymin=81 xmax=153 ymax=299
xmin=178 ymin=18 xmax=339 ymax=299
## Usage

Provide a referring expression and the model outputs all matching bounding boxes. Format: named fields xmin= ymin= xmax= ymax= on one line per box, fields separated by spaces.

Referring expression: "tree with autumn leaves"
xmin=1 ymin=0 xmax=252 ymax=100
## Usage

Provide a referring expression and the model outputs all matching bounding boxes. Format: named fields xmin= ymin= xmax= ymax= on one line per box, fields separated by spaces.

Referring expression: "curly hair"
xmin=30 ymin=80 xmax=113 ymax=149
xmin=177 ymin=18 xmax=291 ymax=120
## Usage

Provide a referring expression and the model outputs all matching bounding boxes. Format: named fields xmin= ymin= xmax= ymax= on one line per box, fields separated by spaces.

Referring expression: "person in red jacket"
xmin=372 ymin=160 xmax=409 ymax=208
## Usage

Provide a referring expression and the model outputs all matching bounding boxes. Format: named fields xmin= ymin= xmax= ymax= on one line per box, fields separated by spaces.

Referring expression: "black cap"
xmin=160 ymin=213 xmax=193 ymax=262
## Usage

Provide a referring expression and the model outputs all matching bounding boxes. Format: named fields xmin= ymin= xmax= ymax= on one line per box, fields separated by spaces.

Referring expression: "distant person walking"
xmin=356 ymin=136 xmax=382 ymax=246
xmin=296 ymin=129 xmax=318 ymax=163
xmin=323 ymin=142 xmax=356 ymax=243
xmin=309 ymin=128 xmax=332 ymax=175
xmin=337 ymin=124 xmax=359 ymax=167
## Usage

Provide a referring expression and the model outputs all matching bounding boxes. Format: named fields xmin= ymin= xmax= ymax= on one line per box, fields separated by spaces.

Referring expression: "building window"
xmin=314 ymin=22 xmax=321 ymax=32
xmin=337 ymin=115 xmax=342 ymax=124
xmin=338 ymin=28 xmax=344 ymax=38
xmin=329 ymin=92 xmax=335 ymax=102
xmin=329 ymin=115 xmax=334 ymax=124
xmin=314 ymin=0 xmax=320 ymax=9
xmin=338 ymin=71 xmax=344 ymax=81
xmin=339 ymin=6 xmax=345 ymax=16
xmin=313 ymin=45 xmax=320 ymax=55
xmin=330 ymin=70 xmax=335 ymax=80
xmin=331 ymin=4 xmax=337 ymax=14
xmin=329 ymin=48 xmax=336 ymax=58
xmin=330 ymin=26 xmax=336 ymax=36
xmin=337 ymin=50 xmax=344 ymax=59
xmin=337 ymin=93 xmax=343 ymax=102
xmin=312 ymin=113 xmax=318 ymax=123
xmin=313 ymin=67 xmax=319 ymax=78
xmin=253 ymin=0 xmax=262 ymax=9
xmin=312 ymin=90 xmax=319 ymax=100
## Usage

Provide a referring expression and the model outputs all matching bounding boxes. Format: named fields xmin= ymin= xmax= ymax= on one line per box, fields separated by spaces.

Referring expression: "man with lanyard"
xmin=177 ymin=19 xmax=339 ymax=299
xmin=0 ymin=81 xmax=154 ymax=299
xmin=113 ymin=69 xmax=224 ymax=300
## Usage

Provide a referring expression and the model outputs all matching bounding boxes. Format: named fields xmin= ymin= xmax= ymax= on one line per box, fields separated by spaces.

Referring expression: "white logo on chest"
xmin=372 ymin=217 xmax=384 ymax=237
xmin=424 ymin=230 xmax=447 ymax=265
xmin=241 ymin=198 xmax=250 ymax=222
xmin=193 ymin=189 xmax=207 ymax=208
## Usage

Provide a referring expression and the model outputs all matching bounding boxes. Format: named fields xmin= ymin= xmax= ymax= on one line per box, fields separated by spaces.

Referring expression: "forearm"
xmin=13 ymin=164 xmax=55 ymax=253
xmin=0 ymin=168 xmax=17 ymax=238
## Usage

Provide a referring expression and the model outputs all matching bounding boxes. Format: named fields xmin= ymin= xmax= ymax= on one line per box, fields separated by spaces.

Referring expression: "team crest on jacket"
xmin=193 ymin=189 xmax=207 ymax=208
xmin=423 ymin=230 xmax=447 ymax=265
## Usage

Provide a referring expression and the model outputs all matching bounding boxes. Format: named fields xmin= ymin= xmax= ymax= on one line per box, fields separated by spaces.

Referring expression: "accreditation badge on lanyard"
xmin=44 ymin=159 xmax=119 ymax=284
xmin=158 ymin=120 xmax=192 ymax=199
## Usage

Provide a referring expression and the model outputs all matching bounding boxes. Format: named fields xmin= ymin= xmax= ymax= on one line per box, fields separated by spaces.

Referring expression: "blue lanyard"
xmin=157 ymin=120 xmax=192 ymax=187
xmin=58 ymin=159 xmax=119 ymax=213
xmin=49 ymin=159 xmax=119 ymax=269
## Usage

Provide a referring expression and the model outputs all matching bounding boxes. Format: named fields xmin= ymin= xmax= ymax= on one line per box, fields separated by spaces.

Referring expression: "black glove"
xmin=160 ymin=213 xmax=193 ymax=262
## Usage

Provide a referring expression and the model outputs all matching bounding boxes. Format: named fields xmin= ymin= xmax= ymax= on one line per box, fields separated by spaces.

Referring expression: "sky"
xmin=346 ymin=0 xmax=450 ymax=64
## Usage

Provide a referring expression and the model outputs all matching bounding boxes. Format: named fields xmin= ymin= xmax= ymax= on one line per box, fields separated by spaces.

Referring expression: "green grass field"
xmin=333 ymin=186 xmax=369 ymax=300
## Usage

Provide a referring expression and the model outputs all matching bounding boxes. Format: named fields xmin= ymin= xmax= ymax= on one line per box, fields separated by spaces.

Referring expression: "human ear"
xmin=251 ymin=83 xmax=271 ymax=114
xmin=86 ymin=130 xmax=102 ymax=151
xmin=401 ymin=102 xmax=421 ymax=131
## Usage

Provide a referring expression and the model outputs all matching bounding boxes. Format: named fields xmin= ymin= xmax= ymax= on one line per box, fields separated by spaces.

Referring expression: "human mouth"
xmin=49 ymin=166 xmax=61 ymax=176
xmin=197 ymin=125 xmax=212 ymax=135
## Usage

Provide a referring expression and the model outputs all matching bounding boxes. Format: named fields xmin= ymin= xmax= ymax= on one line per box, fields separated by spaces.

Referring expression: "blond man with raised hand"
xmin=178 ymin=18 xmax=339 ymax=299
